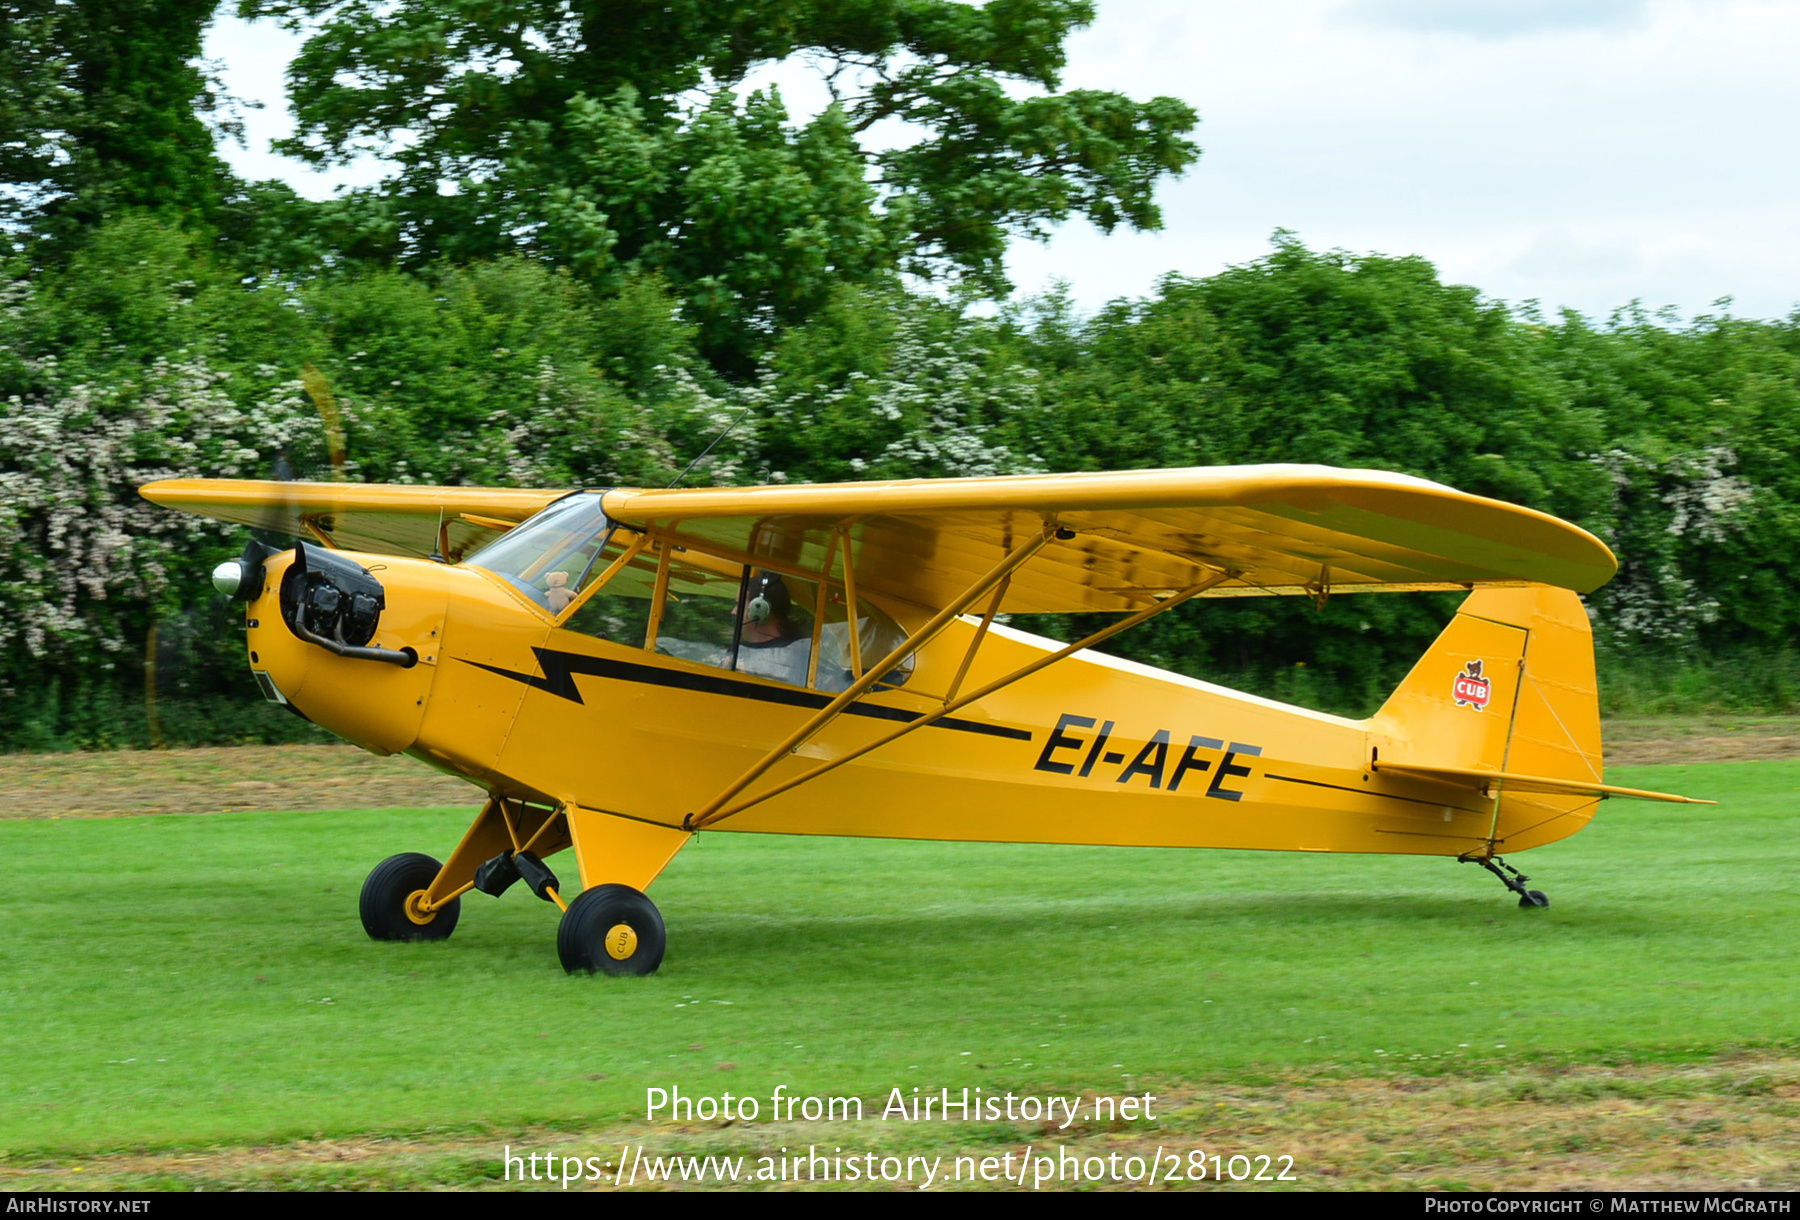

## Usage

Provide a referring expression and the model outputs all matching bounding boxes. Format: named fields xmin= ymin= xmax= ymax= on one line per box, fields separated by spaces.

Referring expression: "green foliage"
xmin=0 ymin=218 xmax=744 ymax=744
xmin=245 ymin=0 xmax=1198 ymax=365
xmin=0 ymin=0 xmax=1786 ymax=746
xmin=0 ymin=0 xmax=71 ymax=235
xmin=1051 ymin=236 xmax=1607 ymax=519
xmin=8 ymin=677 xmax=324 ymax=752
xmin=0 ymin=222 xmax=301 ymax=736
xmin=1538 ymin=306 xmax=1800 ymax=649
xmin=752 ymin=283 xmax=1043 ymax=483
xmin=1595 ymin=650 xmax=1800 ymax=717
xmin=1015 ymin=239 xmax=1605 ymax=688
xmin=0 ymin=0 xmax=235 ymax=249
xmin=1006 ymin=241 xmax=1800 ymax=690
xmin=291 ymin=259 xmax=760 ymax=488
xmin=6 ymin=220 xmax=1800 ymax=747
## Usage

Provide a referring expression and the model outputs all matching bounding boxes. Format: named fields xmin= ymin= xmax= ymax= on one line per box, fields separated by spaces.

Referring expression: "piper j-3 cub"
xmin=141 ymin=465 xmax=1707 ymax=975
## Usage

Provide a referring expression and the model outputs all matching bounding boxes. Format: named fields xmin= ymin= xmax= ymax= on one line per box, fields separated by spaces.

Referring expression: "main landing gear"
xmin=557 ymin=884 xmax=667 ymax=976
xmin=360 ymin=852 xmax=462 ymax=940
xmin=357 ymin=843 xmax=668 ymax=976
xmin=1462 ymin=854 xmax=1551 ymax=908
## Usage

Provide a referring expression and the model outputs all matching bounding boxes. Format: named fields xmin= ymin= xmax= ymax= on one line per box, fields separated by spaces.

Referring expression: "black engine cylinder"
xmin=279 ymin=543 xmax=387 ymax=648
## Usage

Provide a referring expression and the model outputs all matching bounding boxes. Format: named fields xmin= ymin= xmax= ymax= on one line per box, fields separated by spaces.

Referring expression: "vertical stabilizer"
xmin=1372 ymin=585 xmax=1603 ymax=789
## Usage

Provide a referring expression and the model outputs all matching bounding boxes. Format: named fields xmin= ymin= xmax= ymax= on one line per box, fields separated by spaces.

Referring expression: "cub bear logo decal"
xmin=1452 ymin=659 xmax=1493 ymax=710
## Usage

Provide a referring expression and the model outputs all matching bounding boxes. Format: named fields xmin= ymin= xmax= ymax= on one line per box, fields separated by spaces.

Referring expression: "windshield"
xmin=464 ymin=493 xmax=612 ymax=611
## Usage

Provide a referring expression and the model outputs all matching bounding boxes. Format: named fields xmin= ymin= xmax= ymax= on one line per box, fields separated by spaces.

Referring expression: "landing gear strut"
xmin=1462 ymin=854 xmax=1550 ymax=908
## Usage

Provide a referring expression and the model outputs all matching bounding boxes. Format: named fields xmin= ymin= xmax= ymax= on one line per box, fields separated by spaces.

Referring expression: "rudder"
xmin=1372 ymin=585 xmax=1602 ymax=788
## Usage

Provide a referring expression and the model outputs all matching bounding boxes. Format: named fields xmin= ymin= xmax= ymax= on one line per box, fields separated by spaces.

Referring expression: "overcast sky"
xmin=205 ymin=0 xmax=1800 ymax=322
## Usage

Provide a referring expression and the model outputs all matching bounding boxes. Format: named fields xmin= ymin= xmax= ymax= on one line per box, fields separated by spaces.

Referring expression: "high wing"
xmin=142 ymin=465 xmax=1617 ymax=613
xmin=600 ymin=465 xmax=1617 ymax=613
xmin=139 ymin=479 xmax=568 ymax=562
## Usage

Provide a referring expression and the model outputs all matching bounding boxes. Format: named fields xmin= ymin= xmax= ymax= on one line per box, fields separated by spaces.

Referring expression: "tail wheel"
xmin=360 ymin=852 xmax=460 ymax=942
xmin=558 ymin=884 xmax=666 ymax=976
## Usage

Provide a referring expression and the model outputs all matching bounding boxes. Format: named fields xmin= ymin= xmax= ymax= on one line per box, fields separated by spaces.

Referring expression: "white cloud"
xmin=1005 ymin=0 xmax=1800 ymax=320
xmin=1337 ymin=0 xmax=1654 ymax=39
xmin=203 ymin=15 xmax=392 ymax=199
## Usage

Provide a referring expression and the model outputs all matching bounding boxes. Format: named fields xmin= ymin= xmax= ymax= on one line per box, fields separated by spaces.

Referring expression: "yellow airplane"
xmin=140 ymin=465 xmax=1707 ymax=975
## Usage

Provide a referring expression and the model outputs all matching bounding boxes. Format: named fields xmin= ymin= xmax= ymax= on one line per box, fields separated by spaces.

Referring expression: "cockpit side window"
xmin=814 ymin=586 xmax=913 ymax=692
xmin=557 ymin=541 xmax=746 ymax=658
xmin=720 ymin=569 xmax=818 ymax=688
xmin=553 ymin=537 xmax=912 ymax=692
xmin=641 ymin=551 xmax=746 ymax=666
xmin=561 ymin=534 xmax=659 ymax=644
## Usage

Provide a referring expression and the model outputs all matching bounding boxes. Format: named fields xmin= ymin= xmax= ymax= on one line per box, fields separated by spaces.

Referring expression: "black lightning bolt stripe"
xmin=461 ymin=648 xmax=1033 ymax=741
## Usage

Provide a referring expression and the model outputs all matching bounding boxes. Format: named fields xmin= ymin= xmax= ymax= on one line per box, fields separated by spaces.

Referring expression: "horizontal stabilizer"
xmin=1375 ymin=760 xmax=1714 ymax=804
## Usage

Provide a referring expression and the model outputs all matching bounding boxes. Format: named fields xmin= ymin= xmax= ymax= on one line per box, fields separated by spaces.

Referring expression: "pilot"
xmin=734 ymin=571 xmax=812 ymax=686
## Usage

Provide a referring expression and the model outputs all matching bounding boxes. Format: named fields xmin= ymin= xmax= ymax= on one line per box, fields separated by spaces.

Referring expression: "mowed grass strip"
xmin=0 ymin=761 xmax=1794 ymax=1168
xmin=7 ymin=1059 xmax=1797 ymax=1191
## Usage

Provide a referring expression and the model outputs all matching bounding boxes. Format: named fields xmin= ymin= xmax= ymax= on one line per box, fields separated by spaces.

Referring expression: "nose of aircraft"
xmin=240 ymin=547 xmax=450 ymax=756
xmin=210 ymin=537 xmax=282 ymax=600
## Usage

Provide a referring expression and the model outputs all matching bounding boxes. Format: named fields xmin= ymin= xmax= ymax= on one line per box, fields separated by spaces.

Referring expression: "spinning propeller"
xmin=148 ymin=365 xmax=359 ymax=744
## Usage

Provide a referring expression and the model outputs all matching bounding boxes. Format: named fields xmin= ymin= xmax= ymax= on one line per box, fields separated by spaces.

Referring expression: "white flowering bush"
xmin=0 ymin=343 xmax=331 ymax=734
xmin=0 ymin=228 xmax=768 ymax=744
xmin=752 ymin=292 xmax=1043 ymax=484
xmin=1586 ymin=444 xmax=1763 ymax=647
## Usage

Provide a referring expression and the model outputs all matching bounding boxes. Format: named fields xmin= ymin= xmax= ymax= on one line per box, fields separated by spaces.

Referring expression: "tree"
xmin=1011 ymin=237 xmax=1616 ymax=708
xmin=247 ymin=0 xmax=1199 ymax=367
xmin=0 ymin=0 xmax=235 ymax=249
xmin=1539 ymin=305 xmax=1800 ymax=651
xmin=751 ymin=282 xmax=1044 ymax=483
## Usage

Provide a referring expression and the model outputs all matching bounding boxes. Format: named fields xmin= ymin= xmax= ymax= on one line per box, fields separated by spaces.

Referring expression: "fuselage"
xmin=243 ymin=547 xmax=1594 ymax=859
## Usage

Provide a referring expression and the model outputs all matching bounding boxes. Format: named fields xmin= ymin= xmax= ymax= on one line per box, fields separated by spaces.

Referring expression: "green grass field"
xmin=2 ymin=760 xmax=1795 ymax=1188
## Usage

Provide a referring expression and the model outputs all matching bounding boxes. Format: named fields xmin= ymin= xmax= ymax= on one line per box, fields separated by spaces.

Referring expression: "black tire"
xmin=558 ymin=884 xmax=666 ymax=976
xmin=360 ymin=852 xmax=460 ymax=942
xmin=1518 ymin=889 xmax=1550 ymax=909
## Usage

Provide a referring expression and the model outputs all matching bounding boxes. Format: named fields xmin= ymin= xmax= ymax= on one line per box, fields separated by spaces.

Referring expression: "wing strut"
xmin=688 ymin=565 xmax=1235 ymax=829
xmin=685 ymin=524 xmax=1060 ymax=829
xmin=944 ymin=573 xmax=1012 ymax=704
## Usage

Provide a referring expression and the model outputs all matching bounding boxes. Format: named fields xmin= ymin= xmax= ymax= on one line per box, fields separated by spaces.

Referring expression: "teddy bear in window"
xmin=545 ymin=570 xmax=576 ymax=613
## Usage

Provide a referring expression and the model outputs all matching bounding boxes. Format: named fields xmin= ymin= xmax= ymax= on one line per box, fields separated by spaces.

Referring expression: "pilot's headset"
xmin=744 ymin=571 xmax=790 ymax=625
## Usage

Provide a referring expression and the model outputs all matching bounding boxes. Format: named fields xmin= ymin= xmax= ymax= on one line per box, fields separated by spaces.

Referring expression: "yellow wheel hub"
xmin=605 ymin=923 xmax=639 ymax=961
xmin=404 ymin=889 xmax=436 ymax=926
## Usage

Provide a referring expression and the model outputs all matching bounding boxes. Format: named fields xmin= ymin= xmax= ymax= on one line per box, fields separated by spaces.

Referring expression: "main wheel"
xmin=360 ymin=852 xmax=460 ymax=942
xmin=558 ymin=884 xmax=666 ymax=976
